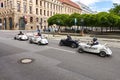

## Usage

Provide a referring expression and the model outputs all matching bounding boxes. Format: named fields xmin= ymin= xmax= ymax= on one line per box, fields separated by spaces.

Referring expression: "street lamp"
xmin=74 ymin=18 xmax=77 ymax=26
xmin=80 ymin=19 xmax=84 ymax=36
xmin=74 ymin=18 xmax=77 ymax=33
xmin=57 ymin=19 xmax=60 ymax=25
xmin=57 ymin=19 xmax=60 ymax=33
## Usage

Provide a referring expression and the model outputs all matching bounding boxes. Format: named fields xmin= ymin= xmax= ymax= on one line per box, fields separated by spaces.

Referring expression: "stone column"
xmin=6 ymin=16 xmax=9 ymax=30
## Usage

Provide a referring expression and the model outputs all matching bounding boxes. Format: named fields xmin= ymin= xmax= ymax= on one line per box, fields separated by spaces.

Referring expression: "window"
xmin=23 ymin=4 xmax=27 ymax=13
xmin=10 ymin=1 xmax=12 ymax=8
xmin=40 ymin=1 xmax=42 ymax=6
xmin=36 ymin=18 xmax=39 ymax=22
xmin=44 ymin=1 xmax=45 ymax=7
xmin=36 ymin=8 xmax=38 ymax=15
xmin=40 ymin=18 xmax=42 ymax=25
xmin=44 ymin=10 xmax=46 ymax=16
xmin=4 ymin=1 xmax=6 ymax=8
xmin=36 ymin=0 xmax=38 ymax=5
xmin=40 ymin=9 xmax=42 ymax=15
xmin=29 ymin=0 xmax=32 ymax=3
xmin=17 ymin=3 xmax=20 ymax=12
xmin=30 ymin=17 xmax=33 ymax=22
xmin=1 ymin=2 xmax=3 ymax=7
xmin=50 ymin=3 xmax=52 ymax=9
xmin=29 ymin=6 xmax=32 ymax=14
xmin=53 ymin=4 xmax=55 ymax=9
xmin=47 ymin=2 xmax=49 ymax=8
xmin=47 ymin=11 xmax=49 ymax=16
xmin=50 ymin=11 xmax=52 ymax=16
xmin=53 ymin=12 xmax=55 ymax=15
xmin=0 ymin=19 xmax=2 ymax=23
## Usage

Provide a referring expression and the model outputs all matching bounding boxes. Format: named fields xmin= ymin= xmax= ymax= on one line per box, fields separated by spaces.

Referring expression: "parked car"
xmin=78 ymin=42 xmax=112 ymax=57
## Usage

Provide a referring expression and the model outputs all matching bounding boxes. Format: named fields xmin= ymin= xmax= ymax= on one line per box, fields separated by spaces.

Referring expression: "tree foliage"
xmin=47 ymin=14 xmax=69 ymax=26
xmin=47 ymin=10 xmax=120 ymax=32
xmin=109 ymin=3 xmax=120 ymax=16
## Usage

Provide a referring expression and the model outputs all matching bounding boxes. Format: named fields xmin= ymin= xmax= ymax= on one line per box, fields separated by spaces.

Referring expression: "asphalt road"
xmin=0 ymin=31 xmax=120 ymax=80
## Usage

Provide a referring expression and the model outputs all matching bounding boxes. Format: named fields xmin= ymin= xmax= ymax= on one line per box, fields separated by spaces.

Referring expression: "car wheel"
xmin=71 ymin=43 xmax=77 ymax=48
xmin=19 ymin=37 xmax=22 ymax=40
xmin=59 ymin=41 xmax=64 ymax=46
xmin=26 ymin=38 xmax=29 ymax=41
xmin=99 ymin=51 xmax=106 ymax=57
xmin=14 ymin=37 xmax=16 ymax=40
xmin=38 ymin=41 xmax=41 ymax=45
xmin=29 ymin=40 xmax=33 ymax=44
xmin=78 ymin=48 xmax=84 ymax=53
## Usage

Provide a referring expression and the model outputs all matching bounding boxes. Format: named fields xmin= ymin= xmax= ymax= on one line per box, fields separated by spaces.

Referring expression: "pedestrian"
xmin=37 ymin=26 xmax=40 ymax=33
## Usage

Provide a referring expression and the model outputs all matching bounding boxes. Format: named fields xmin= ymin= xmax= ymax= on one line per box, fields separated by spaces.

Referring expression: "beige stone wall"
xmin=0 ymin=0 xmax=82 ymax=30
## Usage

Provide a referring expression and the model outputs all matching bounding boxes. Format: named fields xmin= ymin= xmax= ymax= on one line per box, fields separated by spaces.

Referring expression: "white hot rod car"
xmin=78 ymin=42 xmax=112 ymax=57
xmin=29 ymin=35 xmax=48 ymax=45
xmin=14 ymin=34 xmax=28 ymax=41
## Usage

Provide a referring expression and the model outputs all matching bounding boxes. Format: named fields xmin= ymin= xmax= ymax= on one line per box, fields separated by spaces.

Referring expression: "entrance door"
xmin=4 ymin=18 xmax=7 ymax=30
xmin=0 ymin=19 xmax=2 ymax=29
xmin=9 ymin=17 xmax=13 ymax=30
xmin=19 ymin=18 xmax=25 ymax=30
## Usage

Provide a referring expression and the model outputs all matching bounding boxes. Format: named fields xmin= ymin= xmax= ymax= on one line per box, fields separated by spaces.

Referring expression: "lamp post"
xmin=74 ymin=18 xmax=77 ymax=26
xmin=74 ymin=18 xmax=77 ymax=33
xmin=80 ymin=19 xmax=84 ymax=36
xmin=57 ymin=19 xmax=60 ymax=33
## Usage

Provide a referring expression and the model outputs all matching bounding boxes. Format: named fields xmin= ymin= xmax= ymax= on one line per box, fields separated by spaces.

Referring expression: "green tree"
xmin=67 ymin=13 xmax=81 ymax=27
xmin=109 ymin=3 xmax=120 ymax=16
xmin=96 ymin=12 xmax=110 ymax=32
xmin=85 ymin=14 xmax=97 ymax=30
xmin=47 ymin=14 xmax=69 ymax=32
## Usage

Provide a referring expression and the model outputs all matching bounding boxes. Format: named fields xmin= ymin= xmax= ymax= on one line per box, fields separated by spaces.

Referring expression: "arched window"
xmin=36 ymin=0 xmax=38 ymax=5
xmin=36 ymin=18 xmax=39 ymax=22
xmin=0 ymin=19 xmax=2 ymax=23
xmin=30 ymin=17 xmax=33 ymax=22
xmin=1 ymin=3 xmax=3 ymax=7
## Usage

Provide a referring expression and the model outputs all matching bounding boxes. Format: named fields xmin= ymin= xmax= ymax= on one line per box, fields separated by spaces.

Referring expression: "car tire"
xmin=19 ymin=37 xmax=22 ymax=41
xmin=78 ymin=48 xmax=84 ymax=53
xmin=71 ymin=43 xmax=77 ymax=48
xmin=38 ymin=41 xmax=41 ymax=45
xmin=14 ymin=37 xmax=16 ymax=40
xmin=59 ymin=41 xmax=64 ymax=46
xmin=26 ymin=38 xmax=29 ymax=41
xmin=29 ymin=40 xmax=33 ymax=44
xmin=99 ymin=51 xmax=106 ymax=57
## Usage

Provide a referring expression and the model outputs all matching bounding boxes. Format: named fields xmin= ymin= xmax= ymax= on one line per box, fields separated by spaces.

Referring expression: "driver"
xmin=66 ymin=34 xmax=72 ymax=41
xmin=36 ymin=32 xmax=41 ymax=36
xmin=18 ymin=31 xmax=24 ymax=35
xmin=91 ymin=37 xmax=99 ymax=46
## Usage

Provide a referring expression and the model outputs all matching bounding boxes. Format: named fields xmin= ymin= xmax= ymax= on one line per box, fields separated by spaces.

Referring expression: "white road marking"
xmin=47 ymin=46 xmax=76 ymax=54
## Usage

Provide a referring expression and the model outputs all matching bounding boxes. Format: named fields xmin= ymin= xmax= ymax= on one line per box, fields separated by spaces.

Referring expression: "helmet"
xmin=20 ymin=31 xmax=22 ymax=33
xmin=67 ymin=34 xmax=70 ymax=37
xmin=93 ymin=37 xmax=97 ymax=42
xmin=38 ymin=32 xmax=41 ymax=36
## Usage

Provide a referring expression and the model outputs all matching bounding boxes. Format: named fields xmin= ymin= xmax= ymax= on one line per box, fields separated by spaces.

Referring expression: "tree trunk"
xmin=106 ymin=27 xmax=108 ymax=32
xmin=58 ymin=26 xmax=61 ymax=33
xmin=101 ymin=27 xmax=103 ymax=34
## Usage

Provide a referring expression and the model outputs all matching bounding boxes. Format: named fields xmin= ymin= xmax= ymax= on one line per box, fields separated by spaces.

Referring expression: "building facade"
xmin=0 ymin=0 xmax=81 ymax=30
xmin=75 ymin=1 xmax=95 ymax=14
